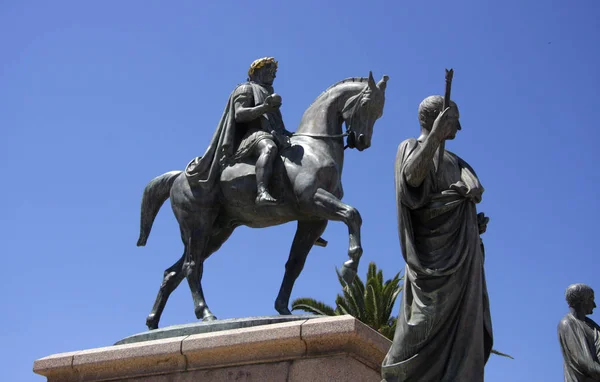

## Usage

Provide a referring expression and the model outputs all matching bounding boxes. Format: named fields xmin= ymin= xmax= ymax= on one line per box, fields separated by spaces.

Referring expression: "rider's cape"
xmin=185 ymin=82 xmax=280 ymax=190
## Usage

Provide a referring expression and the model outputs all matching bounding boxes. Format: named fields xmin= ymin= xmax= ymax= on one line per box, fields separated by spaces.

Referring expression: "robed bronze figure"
xmin=382 ymin=73 xmax=493 ymax=381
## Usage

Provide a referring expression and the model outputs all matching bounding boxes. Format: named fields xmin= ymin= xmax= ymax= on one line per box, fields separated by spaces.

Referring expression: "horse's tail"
xmin=137 ymin=171 xmax=182 ymax=247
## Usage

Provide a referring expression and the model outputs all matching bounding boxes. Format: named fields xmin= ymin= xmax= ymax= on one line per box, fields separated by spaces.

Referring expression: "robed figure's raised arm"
xmin=403 ymin=107 xmax=455 ymax=188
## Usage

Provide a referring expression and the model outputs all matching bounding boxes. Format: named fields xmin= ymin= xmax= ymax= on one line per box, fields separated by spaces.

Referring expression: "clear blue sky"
xmin=1 ymin=1 xmax=599 ymax=380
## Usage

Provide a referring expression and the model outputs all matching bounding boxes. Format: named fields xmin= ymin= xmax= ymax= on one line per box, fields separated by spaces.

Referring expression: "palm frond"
xmin=335 ymin=294 xmax=351 ymax=315
xmin=381 ymin=271 xmax=403 ymax=322
xmin=336 ymin=268 xmax=362 ymax=319
xmin=367 ymin=267 xmax=385 ymax=327
xmin=378 ymin=317 xmax=397 ymax=341
xmin=291 ymin=298 xmax=336 ymax=316
xmin=345 ymin=268 xmax=366 ymax=318
xmin=353 ymin=268 xmax=366 ymax=297
xmin=364 ymin=273 xmax=376 ymax=324
xmin=383 ymin=288 xmax=402 ymax=322
xmin=367 ymin=262 xmax=377 ymax=283
xmin=366 ymin=284 xmax=380 ymax=330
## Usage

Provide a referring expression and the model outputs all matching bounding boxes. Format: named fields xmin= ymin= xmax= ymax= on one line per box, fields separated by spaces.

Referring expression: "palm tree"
xmin=291 ymin=262 xmax=514 ymax=359
xmin=292 ymin=262 xmax=402 ymax=340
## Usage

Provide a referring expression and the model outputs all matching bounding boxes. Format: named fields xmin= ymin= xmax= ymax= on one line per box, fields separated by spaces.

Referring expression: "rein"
xmin=291 ymin=131 xmax=350 ymax=150
xmin=292 ymin=132 xmax=349 ymax=139
xmin=292 ymin=131 xmax=353 ymax=150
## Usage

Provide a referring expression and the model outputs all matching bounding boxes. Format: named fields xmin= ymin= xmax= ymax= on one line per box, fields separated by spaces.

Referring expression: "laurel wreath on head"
xmin=248 ymin=57 xmax=278 ymax=76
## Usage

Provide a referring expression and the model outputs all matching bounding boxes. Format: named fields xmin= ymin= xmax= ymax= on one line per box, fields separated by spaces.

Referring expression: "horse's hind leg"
xmin=182 ymin=211 xmax=230 ymax=322
xmin=183 ymin=226 xmax=234 ymax=320
xmin=146 ymin=253 xmax=186 ymax=330
xmin=149 ymin=225 xmax=228 ymax=326
xmin=275 ymin=220 xmax=328 ymax=315
xmin=183 ymin=231 xmax=217 ymax=322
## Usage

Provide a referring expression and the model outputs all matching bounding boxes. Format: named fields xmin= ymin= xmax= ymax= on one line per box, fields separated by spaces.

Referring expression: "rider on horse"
xmin=139 ymin=68 xmax=388 ymax=328
xmin=186 ymin=57 xmax=293 ymax=206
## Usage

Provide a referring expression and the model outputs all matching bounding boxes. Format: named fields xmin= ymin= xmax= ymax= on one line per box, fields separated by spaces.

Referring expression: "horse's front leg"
xmin=303 ymin=188 xmax=362 ymax=284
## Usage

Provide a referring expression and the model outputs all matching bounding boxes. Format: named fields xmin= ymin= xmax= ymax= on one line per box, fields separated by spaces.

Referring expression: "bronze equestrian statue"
xmin=137 ymin=57 xmax=388 ymax=330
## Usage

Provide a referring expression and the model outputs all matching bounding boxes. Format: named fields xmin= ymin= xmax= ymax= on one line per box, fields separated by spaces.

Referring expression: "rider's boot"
xmin=255 ymin=141 xmax=279 ymax=206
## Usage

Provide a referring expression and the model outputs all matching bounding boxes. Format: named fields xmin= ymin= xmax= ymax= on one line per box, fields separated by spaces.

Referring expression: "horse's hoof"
xmin=202 ymin=314 xmax=217 ymax=322
xmin=275 ymin=304 xmax=292 ymax=315
xmin=340 ymin=263 xmax=358 ymax=285
xmin=146 ymin=314 xmax=159 ymax=330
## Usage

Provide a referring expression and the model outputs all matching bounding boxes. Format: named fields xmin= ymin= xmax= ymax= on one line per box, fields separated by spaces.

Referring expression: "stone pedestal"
xmin=34 ymin=315 xmax=391 ymax=381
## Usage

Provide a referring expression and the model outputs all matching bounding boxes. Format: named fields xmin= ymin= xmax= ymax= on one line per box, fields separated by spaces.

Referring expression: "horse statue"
xmin=137 ymin=72 xmax=388 ymax=329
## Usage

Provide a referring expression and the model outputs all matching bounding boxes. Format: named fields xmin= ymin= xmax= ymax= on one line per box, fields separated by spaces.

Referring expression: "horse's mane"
xmin=308 ymin=77 xmax=368 ymax=108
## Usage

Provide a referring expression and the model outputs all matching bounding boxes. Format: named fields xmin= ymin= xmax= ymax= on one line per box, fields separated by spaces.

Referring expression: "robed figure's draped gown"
xmin=381 ymin=138 xmax=493 ymax=382
xmin=558 ymin=313 xmax=600 ymax=381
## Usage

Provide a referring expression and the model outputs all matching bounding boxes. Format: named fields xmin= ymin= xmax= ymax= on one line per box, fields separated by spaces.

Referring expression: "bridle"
xmin=292 ymin=88 xmax=367 ymax=150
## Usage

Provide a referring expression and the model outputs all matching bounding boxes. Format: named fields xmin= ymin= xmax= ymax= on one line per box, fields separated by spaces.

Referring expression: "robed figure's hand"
xmin=431 ymin=107 xmax=459 ymax=141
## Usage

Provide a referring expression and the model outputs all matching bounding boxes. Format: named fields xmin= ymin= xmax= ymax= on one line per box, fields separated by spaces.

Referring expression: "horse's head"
xmin=343 ymin=72 xmax=388 ymax=151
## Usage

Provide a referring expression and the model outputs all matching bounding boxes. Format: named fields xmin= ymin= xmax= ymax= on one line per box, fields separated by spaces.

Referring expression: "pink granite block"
xmin=33 ymin=316 xmax=390 ymax=381
xmin=289 ymin=355 xmax=381 ymax=382
xmin=120 ymin=361 xmax=292 ymax=382
xmin=33 ymin=350 xmax=80 ymax=381
xmin=300 ymin=315 xmax=391 ymax=370
xmin=72 ymin=336 xmax=186 ymax=381
xmin=182 ymin=320 xmax=307 ymax=370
